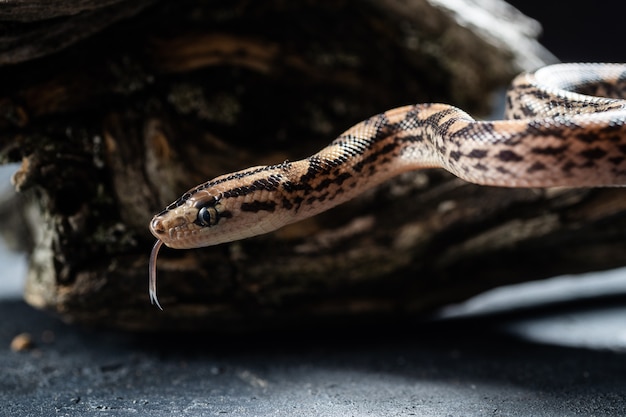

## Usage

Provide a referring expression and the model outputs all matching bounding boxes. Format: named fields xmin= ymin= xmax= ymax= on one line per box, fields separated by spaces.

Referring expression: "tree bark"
xmin=4 ymin=0 xmax=619 ymax=333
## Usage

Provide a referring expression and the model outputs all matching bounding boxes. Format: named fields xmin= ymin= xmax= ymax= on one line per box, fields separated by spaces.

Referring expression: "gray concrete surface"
xmin=2 ymin=293 xmax=626 ymax=416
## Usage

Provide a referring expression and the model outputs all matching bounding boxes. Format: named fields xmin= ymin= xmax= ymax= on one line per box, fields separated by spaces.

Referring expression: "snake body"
xmin=148 ymin=63 xmax=626 ymax=308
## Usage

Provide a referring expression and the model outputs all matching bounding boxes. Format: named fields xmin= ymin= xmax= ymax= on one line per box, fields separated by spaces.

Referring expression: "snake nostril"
xmin=151 ymin=218 xmax=166 ymax=234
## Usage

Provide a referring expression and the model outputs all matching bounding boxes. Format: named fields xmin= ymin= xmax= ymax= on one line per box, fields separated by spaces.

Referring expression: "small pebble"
xmin=10 ymin=332 xmax=34 ymax=352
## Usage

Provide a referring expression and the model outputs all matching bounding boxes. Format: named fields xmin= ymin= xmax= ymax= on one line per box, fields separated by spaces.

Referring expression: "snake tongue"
xmin=149 ymin=239 xmax=164 ymax=310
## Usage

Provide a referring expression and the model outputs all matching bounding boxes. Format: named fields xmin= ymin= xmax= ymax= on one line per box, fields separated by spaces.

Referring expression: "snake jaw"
xmin=149 ymin=204 xmax=203 ymax=249
xmin=150 ymin=217 xmax=166 ymax=236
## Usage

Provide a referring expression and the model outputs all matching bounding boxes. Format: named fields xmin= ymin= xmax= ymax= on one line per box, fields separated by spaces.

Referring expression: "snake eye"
xmin=197 ymin=206 xmax=220 ymax=227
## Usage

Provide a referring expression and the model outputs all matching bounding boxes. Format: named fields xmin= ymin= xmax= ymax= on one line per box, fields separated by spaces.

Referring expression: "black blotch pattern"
xmin=497 ymin=150 xmax=523 ymax=162
xmin=450 ymin=151 xmax=462 ymax=161
xmin=531 ymin=145 xmax=568 ymax=156
xmin=527 ymin=161 xmax=546 ymax=173
xmin=580 ymin=147 xmax=607 ymax=160
xmin=468 ymin=149 xmax=488 ymax=159
xmin=240 ymin=201 xmax=277 ymax=213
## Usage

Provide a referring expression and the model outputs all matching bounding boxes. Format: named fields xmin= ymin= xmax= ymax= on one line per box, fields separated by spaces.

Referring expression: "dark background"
xmin=509 ymin=0 xmax=624 ymax=62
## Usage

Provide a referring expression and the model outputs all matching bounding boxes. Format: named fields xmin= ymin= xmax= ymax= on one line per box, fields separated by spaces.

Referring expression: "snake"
xmin=148 ymin=63 xmax=626 ymax=309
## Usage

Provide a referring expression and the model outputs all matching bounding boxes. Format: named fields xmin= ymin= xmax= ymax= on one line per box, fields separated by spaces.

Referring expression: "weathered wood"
xmin=4 ymin=0 xmax=620 ymax=332
xmin=0 ymin=0 xmax=155 ymax=65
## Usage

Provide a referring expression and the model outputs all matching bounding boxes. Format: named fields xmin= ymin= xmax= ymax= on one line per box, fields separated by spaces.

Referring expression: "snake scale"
xmin=148 ymin=63 xmax=626 ymax=309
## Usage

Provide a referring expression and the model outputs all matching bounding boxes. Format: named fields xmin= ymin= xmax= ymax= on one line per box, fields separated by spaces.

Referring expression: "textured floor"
xmin=2 ymin=284 xmax=626 ymax=417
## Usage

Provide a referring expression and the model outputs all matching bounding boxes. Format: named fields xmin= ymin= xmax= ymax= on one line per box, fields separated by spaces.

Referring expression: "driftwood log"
xmin=2 ymin=0 xmax=624 ymax=332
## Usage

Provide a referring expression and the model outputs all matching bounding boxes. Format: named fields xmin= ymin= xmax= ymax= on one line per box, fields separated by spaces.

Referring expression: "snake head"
xmin=150 ymin=192 xmax=225 ymax=249
xmin=148 ymin=170 xmax=288 ymax=308
xmin=149 ymin=166 xmax=294 ymax=249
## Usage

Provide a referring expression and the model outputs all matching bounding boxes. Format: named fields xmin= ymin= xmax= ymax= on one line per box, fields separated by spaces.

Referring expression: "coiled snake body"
xmin=149 ymin=63 xmax=626 ymax=308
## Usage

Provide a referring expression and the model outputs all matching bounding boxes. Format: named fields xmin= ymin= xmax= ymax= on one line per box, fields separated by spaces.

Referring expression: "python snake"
xmin=148 ymin=63 xmax=626 ymax=309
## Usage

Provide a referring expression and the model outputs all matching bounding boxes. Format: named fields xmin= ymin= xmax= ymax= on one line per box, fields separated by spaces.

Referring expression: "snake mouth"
xmin=150 ymin=217 xmax=166 ymax=235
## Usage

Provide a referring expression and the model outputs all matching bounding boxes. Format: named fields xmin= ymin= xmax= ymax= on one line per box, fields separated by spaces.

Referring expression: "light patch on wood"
xmin=441 ymin=214 xmax=561 ymax=263
xmin=294 ymin=216 xmax=375 ymax=253
xmin=394 ymin=222 xmax=428 ymax=250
